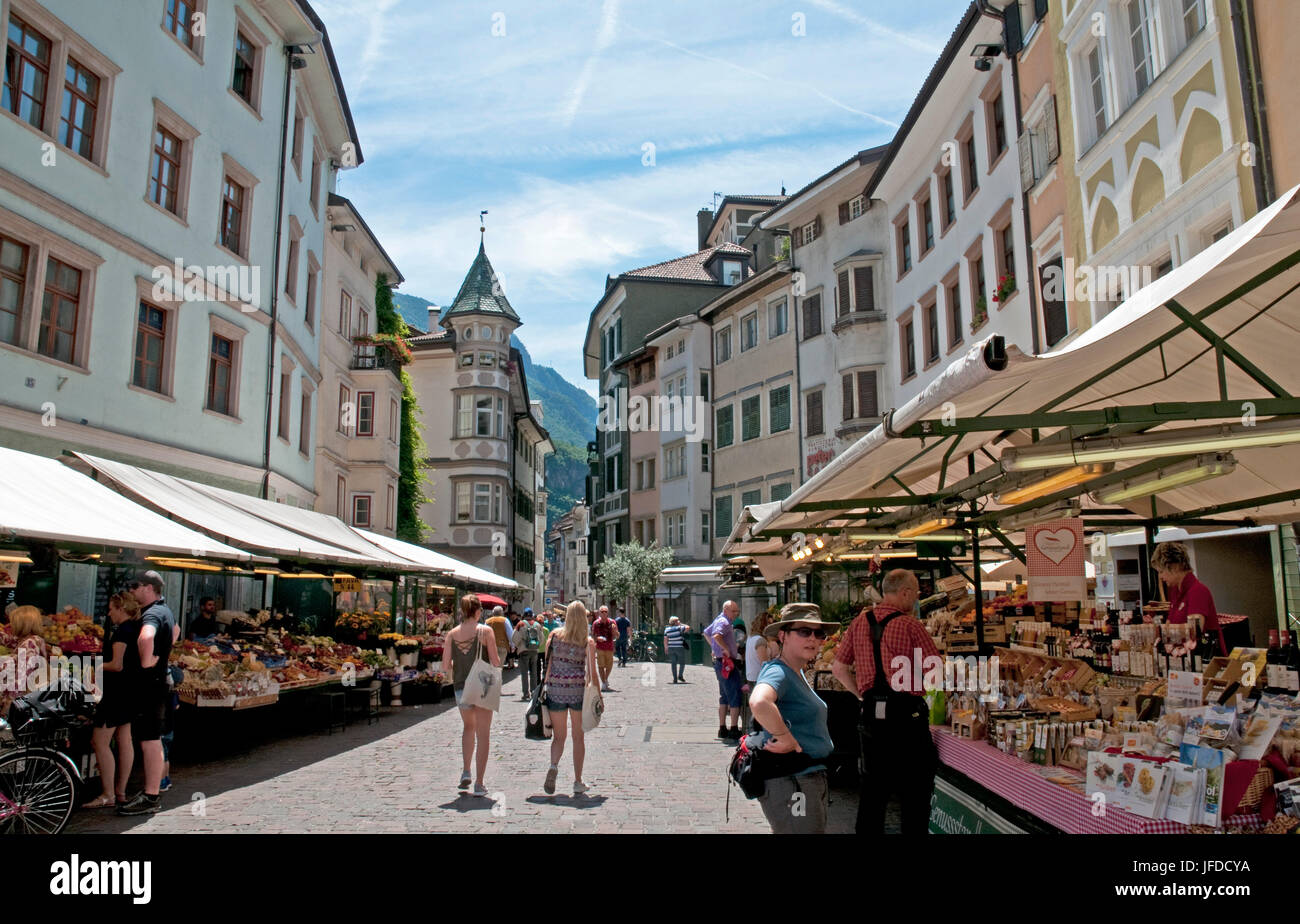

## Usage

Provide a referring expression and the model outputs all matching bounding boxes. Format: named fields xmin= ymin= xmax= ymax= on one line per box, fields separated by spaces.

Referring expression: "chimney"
xmin=697 ymin=208 xmax=714 ymax=251
xmin=427 ymin=305 xmax=439 ymax=330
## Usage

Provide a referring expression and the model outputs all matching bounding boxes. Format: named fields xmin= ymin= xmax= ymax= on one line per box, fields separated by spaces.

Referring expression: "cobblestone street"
xmin=67 ymin=661 xmax=859 ymax=834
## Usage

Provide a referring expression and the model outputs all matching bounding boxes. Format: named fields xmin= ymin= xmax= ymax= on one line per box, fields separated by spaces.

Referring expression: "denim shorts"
xmin=714 ymin=659 xmax=743 ymax=708
xmin=453 ymin=688 xmax=477 ymax=711
xmin=544 ymin=696 xmax=583 ymax=713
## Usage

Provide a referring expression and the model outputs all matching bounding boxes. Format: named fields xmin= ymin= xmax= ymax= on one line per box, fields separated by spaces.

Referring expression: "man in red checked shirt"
xmin=592 ymin=605 xmax=618 ymax=692
xmin=831 ymin=569 xmax=939 ymax=835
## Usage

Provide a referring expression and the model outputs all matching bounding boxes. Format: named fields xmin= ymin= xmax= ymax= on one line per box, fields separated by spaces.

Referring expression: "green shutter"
xmin=770 ymin=385 xmax=790 ymax=432
xmin=742 ymin=395 xmax=760 ymax=440
xmin=716 ymin=405 xmax=734 ymax=447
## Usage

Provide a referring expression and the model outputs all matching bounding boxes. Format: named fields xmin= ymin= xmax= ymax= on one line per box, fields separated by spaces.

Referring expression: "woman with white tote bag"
xmin=442 ymin=593 xmax=502 ymax=797
xmin=540 ymin=600 xmax=602 ymax=797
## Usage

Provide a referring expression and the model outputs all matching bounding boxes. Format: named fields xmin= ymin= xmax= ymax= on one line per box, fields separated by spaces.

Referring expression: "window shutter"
xmin=813 ymin=215 xmax=822 ymax=238
xmin=1044 ymin=94 xmax=1060 ymax=164
xmin=1003 ymin=2 xmax=1023 ymax=54
xmin=1034 ymin=0 xmax=1049 ymax=20
xmin=854 ymin=265 xmax=874 ymax=312
xmin=1018 ymin=131 xmax=1034 ymax=192
xmin=807 ymin=390 xmax=823 ymax=436
xmin=837 ymin=270 xmax=851 ymax=317
xmin=841 ymin=374 xmax=855 ymax=422
xmin=858 ymin=370 xmax=879 ymax=419
xmin=838 ymin=201 xmax=850 ymax=224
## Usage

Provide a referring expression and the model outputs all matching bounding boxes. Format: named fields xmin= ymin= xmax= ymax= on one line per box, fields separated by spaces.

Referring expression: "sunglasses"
xmin=787 ymin=626 xmax=828 ymax=639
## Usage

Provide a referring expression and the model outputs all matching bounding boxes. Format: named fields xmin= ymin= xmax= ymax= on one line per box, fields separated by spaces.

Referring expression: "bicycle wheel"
xmin=0 ymin=749 xmax=77 ymax=834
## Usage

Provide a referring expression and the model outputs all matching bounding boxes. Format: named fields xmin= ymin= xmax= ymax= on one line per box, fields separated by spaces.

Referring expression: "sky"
xmin=313 ymin=0 xmax=971 ymax=393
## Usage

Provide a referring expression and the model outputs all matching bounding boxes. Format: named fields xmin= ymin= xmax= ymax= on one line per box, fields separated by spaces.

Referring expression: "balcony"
xmin=350 ymin=338 xmax=404 ymax=378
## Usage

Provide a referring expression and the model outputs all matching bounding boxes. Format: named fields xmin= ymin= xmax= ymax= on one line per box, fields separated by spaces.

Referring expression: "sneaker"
xmin=159 ymin=776 xmax=172 ymax=793
xmin=115 ymin=793 xmax=161 ymax=816
xmin=718 ymin=724 xmax=729 ymax=739
xmin=473 ymin=783 xmax=490 ymax=798
xmin=544 ymin=767 xmax=558 ymax=795
xmin=573 ymin=781 xmax=590 ymax=795
xmin=458 ymin=771 xmax=472 ymax=790
xmin=601 ymin=684 xmax=612 ymax=692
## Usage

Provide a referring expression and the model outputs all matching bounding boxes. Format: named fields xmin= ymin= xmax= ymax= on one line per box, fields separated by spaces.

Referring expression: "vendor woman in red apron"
xmin=1150 ymin=541 xmax=1227 ymax=655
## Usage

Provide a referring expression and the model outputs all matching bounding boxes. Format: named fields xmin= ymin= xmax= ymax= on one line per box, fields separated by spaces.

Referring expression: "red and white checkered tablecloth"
xmin=931 ymin=728 xmax=1263 ymax=834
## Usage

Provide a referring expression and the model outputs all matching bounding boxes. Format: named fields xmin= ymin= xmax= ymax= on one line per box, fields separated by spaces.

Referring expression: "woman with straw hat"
xmin=747 ymin=602 xmax=838 ymax=833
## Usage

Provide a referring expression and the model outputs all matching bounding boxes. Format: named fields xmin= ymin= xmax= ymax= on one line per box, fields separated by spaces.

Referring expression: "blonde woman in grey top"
xmin=441 ymin=593 xmax=501 ymax=797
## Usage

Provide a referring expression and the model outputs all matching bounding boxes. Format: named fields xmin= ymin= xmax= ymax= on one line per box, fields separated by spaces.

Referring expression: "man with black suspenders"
xmin=831 ymin=569 xmax=940 ymax=834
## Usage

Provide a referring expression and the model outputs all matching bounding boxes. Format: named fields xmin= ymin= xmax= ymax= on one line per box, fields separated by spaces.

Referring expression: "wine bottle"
xmin=1282 ymin=630 xmax=1300 ymax=694
xmin=1265 ymin=629 xmax=1283 ymax=692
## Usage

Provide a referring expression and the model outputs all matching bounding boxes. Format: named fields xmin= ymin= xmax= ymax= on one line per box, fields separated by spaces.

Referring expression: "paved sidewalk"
xmin=67 ymin=661 xmax=861 ymax=833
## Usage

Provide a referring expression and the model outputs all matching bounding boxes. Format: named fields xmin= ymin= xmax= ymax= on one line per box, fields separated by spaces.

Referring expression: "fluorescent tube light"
xmin=998 ymin=501 xmax=1083 ymax=532
xmin=1000 ymin=419 xmax=1300 ymax=471
xmin=847 ymin=532 xmax=968 ymax=542
xmin=994 ymin=463 xmax=1111 ymax=504
xmin=1092 ymin=453 xmax=1236 ymax=504
xmin=897 ymin=516 xmax=958 ymax=539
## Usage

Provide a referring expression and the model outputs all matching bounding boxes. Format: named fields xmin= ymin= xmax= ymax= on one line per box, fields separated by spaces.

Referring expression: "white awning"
xmin=754 ymin=185 xmax=1300 ymax=540
xmin=659 ymin=565 xmax=723 ymax=583
xmin=1103 ymin=524 xmax=1276 ymax=548
xmin=70 ymin=452 xmax=410 ymax=569
xmin=0 ymin=446 xmax=255 ymax=561
xmin=355 ymin=529 xmax=524 ymax=590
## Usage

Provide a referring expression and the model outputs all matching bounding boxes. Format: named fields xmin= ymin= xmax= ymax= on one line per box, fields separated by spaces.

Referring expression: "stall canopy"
xmin=0 ymin=446 xmax=257 ymax=561
xmin=741 ymin=185 xmax=1300 ymax=578
xmin=356 ymin=529 xmax=523 ymax=591
xmin=69 ymin=452 xmax=421 ymax=571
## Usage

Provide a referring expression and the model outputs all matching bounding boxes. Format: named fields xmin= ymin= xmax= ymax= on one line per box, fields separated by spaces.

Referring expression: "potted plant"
xmin=970 ymin=295 xmax=989 ymax=332
xmin=395 ymin=636 xmax=421 ymax=668
xmin=992 ymin=274 xmax=1016 ymax=305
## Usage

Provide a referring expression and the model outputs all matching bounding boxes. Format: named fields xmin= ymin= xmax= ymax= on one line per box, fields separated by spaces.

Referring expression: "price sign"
xmin=333 ymin=577 xmax=361 ymax=593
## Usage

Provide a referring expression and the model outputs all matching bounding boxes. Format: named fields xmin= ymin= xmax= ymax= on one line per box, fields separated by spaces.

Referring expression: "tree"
xmin=595 ymin=541 xmax=674 ymax=629
xmin=375 ymin=272 xmax=430 ymax=542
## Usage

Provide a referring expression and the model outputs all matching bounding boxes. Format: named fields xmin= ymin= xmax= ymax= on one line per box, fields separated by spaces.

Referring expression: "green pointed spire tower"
xmin=440 ymin=241 xmax=521 ymax=328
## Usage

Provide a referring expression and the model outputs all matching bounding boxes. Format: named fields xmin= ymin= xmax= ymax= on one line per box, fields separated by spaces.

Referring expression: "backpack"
xmin=526 ymin=624 xmax=541 ymax=649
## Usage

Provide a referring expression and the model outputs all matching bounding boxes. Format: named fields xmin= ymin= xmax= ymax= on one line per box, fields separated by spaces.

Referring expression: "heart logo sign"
xmin=1034 ymin=528 xmax=1076 ymax=565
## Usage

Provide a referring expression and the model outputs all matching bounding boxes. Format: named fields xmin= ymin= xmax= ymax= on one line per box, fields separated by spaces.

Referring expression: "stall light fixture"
xmin=1092 ymin=453 xmax=1236 ymax=505
xmin=997 ymin=500 xmax=1083 ymax=533
xmin=840 ymin=550 xmax=919 ymax=560
xmin=0 ymin=551 xmax=33 ymax=564
xmin=279 ymin=571 xmax=331 ymax=579
xmin=148 ymin=558 xmax=224 ymax=572
xmin=897 ymin=515 xmax=958 ymax=539
xmin=253 ymin=566 xmax=284 ymax=576
xmin=1000 ymin=419 xmax=1300 ymax=471
xmin=994 ymin=463 xmax=1112 ymax=505
xmin=846 ymin=531 xmax=967 ymax=542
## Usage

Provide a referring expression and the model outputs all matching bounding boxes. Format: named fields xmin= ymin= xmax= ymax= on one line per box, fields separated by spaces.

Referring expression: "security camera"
xmin=974 ymin=57 xmax=993 ymax=72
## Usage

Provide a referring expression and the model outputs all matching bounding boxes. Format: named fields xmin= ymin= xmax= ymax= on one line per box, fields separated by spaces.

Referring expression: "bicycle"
xmin=0 ymin=688 xmax=93 ymax=834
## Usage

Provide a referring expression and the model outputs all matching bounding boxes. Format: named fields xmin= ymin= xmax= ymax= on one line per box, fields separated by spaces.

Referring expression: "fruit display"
xmin=39 ymin=606 xmax=103 ymax=654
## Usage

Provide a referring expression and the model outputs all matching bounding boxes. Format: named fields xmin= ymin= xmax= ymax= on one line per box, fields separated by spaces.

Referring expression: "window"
xmin=478 ymin=351 xmax=495 ymax=366
xmin=355 ymin=308 xmax=370 ymax=339
xmin=304 ymin=252 xmax=318 ymax=329
xmin=38 ymin=258 xmax=79 ymax=364
xmin=902 ymin=320 xmax=917 ymax=380
xmin=291 ymin=101 xmax=305 ymax=175
xmin=149 ymin=126 xmax=182 ymax=214
xmin=389 ymin=398 xmax=399 ymax=442
xmin=284 ymin=222 xmax=301 ymax=302
xmin=59 ymin=58 xmax=99 ymax=160
xmin=973 ymin=254 xmax=987 ymax=316
xmin=701 ymin=441 xmax=710 ymax=473
xmin=805 ymin=390 xmax=823 ymax=437
xmin=0 ymin=235 xmax=29 ymax=346
xmin=206 ymin=334 xmax=234 ymax=415
xmin=298 ymin=386 xmax=312 ymax=455
xmin=386 ymin=485 xmax=395 ymax=529
xmin=352 ymin=495 xmax=371 ymax=528
xmin=989 ymin=91 xmax=1007 ymax=158
xmin=849 ymin=195 xmax=865 ymax=220
xmin=700 ymin=371 xmax=710 ymax=402
xmin=220 ymin=176 xmax=247 ymax=256
xmin=474 ymin=483 xmax=492 ymax=522
xmin=357 ymin=392 xmax=374 ymax=436
xmin=337 ymin=476 xmax=346 ymax=518
xmin=4 ymin=16 xmax=50 ymax=130
xmin=998 ymin=223 xmax=1017 ymax=295
xmin=741 ymin=489 xmax=761 ymax=508
xmin=701 ymin=511 xmax=710 ymax=545
xmin=799 ymin=218 xmax=819 ymax=246
xmin=898 ymin=219 xmax=912 ymax=274
xmin=768 ymin=297 xmax=788 ymax=337
xmin=310 ymin=144 xmax=323 ymax=215
xmin=921 ymin=197 xmax=935 ymax=252
xmin=842 ymin=371 xmax=879 ymax=420
xmin=1085 ymin=45 xmax=1108 ymax=139
xmin=941 ymin=170 xmax=956 ymax=229
xmin=769 ymin=385 xmax=790 ymax=433
xmin=947 ymin=278 xmax=962 ymax=347
xmin=964 ymin=134 xmax=980 ymax=197
xmin=475 ymin=396 xmax=492 ymax=437
xmin=277 ymin=368 xmax=291 ymax=438
xmin=495 ymin=397 xmax=505 ymax=439
xmin=163 ymin=0 xmax=200 ymax=51
xmin=1040 ymin=257 xmax=1070 ymax=348
xmin=1153 ymin=257 xmax=1173 ymax=279
xmin=337 ymin=384 xmax=351 ymax=433
xmin=664 ymin=344 xmax=673 ymax=360
xmin=1182 ymin=0 xmax=1206 ymax=42
xmin=770 ymin=483 xmax=792 ymax=503
xmin=721 ymin=260 xmax=743 ymax=285
xmin=338 ymin=290 xmax=351 ymax=335
xmin=1127 ymin=0 xmax=1156 ymax=95
xmin=231 ymin=29 xmax=259 ymax=107
xmin=714 ymin=496 xmax=733 ymax=538
xmin=714 ymin=326 xmax=732 ymax=363
xmin=924 ymin=301 xmax=940 ymax=364
xmin=741 ymin=395 xmax=761 ymax=441
xmin=836 ymin=265 xmax=876 ymax=320
xmin=802 ymin=292 xmax=822 ymax=338
xmin=133 ymin=302 xmax=168 ymax=393
xmin=716 ymin=405 xmax=734 ymax=447
xmin=740 ymin=312 xmax=758 ymax=351
xmin=1211 ymin=221 xmax=1233 ymax=243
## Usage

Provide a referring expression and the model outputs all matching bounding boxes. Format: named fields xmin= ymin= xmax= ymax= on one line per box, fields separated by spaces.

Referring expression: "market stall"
xmin=720 ymin=186 xmax=1300 ymax=834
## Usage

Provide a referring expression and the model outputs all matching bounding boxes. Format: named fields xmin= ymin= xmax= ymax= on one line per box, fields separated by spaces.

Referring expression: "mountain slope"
xmin=391 ymin=291 xmax=595 ymax=532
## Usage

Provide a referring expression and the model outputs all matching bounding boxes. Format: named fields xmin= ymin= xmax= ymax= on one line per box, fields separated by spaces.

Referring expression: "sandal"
xmin=82 ymin=794 xmax=116 ymax=809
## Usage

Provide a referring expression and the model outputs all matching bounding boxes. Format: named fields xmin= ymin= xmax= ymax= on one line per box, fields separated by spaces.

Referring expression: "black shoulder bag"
xmin=859 ymin=609 xmax=927 ymax=728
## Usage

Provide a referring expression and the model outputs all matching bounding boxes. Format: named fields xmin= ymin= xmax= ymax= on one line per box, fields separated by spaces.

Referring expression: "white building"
xmin=0 ymin=0 xmax=359 ymax=504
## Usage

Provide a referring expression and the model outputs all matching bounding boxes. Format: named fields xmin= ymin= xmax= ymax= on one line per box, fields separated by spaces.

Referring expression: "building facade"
xmin=0 ymin=0 xmax=361 ymax=505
